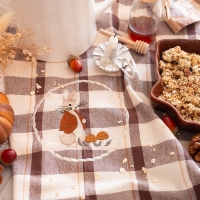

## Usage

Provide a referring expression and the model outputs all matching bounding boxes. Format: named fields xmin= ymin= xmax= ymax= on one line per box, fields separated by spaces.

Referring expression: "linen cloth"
xmin=166 ymin=0 xmax=200 ymax=33
xmin=1 ymin=0 xmax=200 ymax=199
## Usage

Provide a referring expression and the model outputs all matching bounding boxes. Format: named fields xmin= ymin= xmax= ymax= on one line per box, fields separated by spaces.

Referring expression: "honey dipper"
xmin=99 ymin=28 xmax=149 ymax=55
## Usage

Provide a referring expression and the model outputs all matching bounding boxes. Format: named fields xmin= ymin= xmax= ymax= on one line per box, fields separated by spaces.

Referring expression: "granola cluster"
xmin=158 ymin=46 xmax=200 ymax=122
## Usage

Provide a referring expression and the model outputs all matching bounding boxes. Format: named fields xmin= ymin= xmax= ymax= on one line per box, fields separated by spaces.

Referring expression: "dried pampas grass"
xmin=0 ymin=11 xmax=14 ymax=35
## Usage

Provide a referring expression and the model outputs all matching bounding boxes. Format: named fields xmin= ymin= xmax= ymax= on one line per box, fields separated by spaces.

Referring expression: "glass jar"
xmin=128 ymin=0 xmax=160 ymax=43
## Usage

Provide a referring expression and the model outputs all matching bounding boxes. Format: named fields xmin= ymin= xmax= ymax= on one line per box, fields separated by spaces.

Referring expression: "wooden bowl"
xmin=150 ymin=39 xmax=200 ymax=132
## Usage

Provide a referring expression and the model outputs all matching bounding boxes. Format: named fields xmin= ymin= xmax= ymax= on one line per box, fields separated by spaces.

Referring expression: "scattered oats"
xmin=82 ymin=119 xmax=86 ymax=123
xmin=56 ymin=192 xmax=59 ymax=196
xmin=80 ymin=195 xmax=85 ymax=199
xmin=35 ymin=73 xmax=38 ymax=77
xmin=151 ymin=178 xmax=156 ymax=183
xmin=151 ymin=159 xmax=156 ymax=164
xmin=118 ymin=120 xmax=122 ymax=123
xmin=130 ymin=165 xmax=134 ymax=168
xmin=153 ymin=148 xmax=156 ymax=151
xmin=148 ymin=143 xmax=153 ymax=147
xmin=71 ymin=184 xmax=77 ymax=189
xmin=95 ymin=174 xmax=99 ymax=180
xmin=53 ymin=82 xmax=56 ymax=86
xmin=142 ymin=167 xmax=147 ymax=174
xmin=170 ymin=152 xmax=175 ymax=156
xmin=58 ymin=83 xmax=60 ymax=86
xmin=60 ymin=85 xmax=64 ymax=89
xmin=41 ymin=70 xmax=45 ymax=73
xmin=120 ymin=167 xmax=126 ymax=174
xmin=177 ymin=132 xmax=180 ymax=135
xmin=145 ymin=176 xmax=148 ymax=179
xmin=36 ymin=83 xmax=42 ymax=89
xmin=30 ymin=91 xmax=35 ymax=96
xmin=122 ymin=158 xmax=128 ymax=164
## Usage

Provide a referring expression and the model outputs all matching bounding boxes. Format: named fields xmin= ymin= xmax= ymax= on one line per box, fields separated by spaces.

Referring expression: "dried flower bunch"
xmin=0 ymin=12 xmax=51 ymax=71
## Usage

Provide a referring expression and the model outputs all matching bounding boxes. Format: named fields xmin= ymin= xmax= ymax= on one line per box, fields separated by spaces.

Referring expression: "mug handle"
xmin=121 ymin=57 xmax=136 ymax=79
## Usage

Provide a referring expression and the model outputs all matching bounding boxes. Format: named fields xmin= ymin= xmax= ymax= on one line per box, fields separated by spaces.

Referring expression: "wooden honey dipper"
xmin=99 ymin=29 xmax=149 ymax=55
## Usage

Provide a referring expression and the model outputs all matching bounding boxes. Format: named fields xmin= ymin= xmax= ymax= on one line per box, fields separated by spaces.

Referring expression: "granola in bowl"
xmin=150 ymin=39 xmax=200 ymax=132
xmin=158 ymin=46 xmax=200 ymax=122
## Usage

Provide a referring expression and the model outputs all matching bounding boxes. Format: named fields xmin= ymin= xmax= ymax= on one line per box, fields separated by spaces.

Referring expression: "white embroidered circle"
xmin=32 ymin=80 xmax=129 ymax=162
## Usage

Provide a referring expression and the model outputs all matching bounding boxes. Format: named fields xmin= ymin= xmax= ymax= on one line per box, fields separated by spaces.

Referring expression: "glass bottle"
xmin=128 ymin=0 xmax=160 ymax=44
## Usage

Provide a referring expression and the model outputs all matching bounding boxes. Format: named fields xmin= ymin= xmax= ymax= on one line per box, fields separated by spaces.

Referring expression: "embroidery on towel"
xmin=56 ymin=90 xmax=112 ymax=147
xmin=32 ymin=80 xmax=129 ymax=162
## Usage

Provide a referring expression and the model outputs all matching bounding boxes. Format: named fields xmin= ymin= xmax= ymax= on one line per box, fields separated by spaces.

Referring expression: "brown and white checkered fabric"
xmin=2 ymin=0 xmax=200 ymax=199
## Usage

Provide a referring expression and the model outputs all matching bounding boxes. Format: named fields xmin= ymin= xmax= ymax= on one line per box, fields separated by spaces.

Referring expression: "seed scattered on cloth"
xmin=122 ymin=158 xmax=128 ymax=164
xmin=151 ymin=159 xmax=156 ymax=164
xmin=170 ymin=152 xmax=175 ymax=156
xmin=153 ymin=148 xmax=156 ymax=151
xmin=120 ymin=167 xmax=126 ymax=174
xmin=80 ymin=195 xmax=85 ymax=199
xmin=130 ymin=165 xmax=134 ymax=168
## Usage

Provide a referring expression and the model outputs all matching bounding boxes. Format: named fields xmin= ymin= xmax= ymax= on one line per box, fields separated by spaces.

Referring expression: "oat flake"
xmin=148 ymin=143 xmax=153 ymax=147
xmin=30 ymin=91 xmax=35 ymax=96
xmin=56 ymin=192 xmax=59 ymax=196
xmin=95 ymin=174 xmax=99 ymax=179
xmin=122 ymin=158 xmax=128 ymax=164
xmin=142 ymin=167 xmax=147 ymax=174
xmin=120 ymin=167 xmax=126 ymax=174
xmin=151 ymin=178 xmax=156 ymax=183
xmin=170 ymin=152 xmax=175 ymax=156
xmin=151 ymin=159 xmax=156 ymax=164
xmin=71 ymin=184 xmax=77 ymax=189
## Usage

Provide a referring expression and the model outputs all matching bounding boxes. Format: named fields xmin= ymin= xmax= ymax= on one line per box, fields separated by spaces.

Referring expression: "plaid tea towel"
xmin=1 ymin=0 xmax=200 ymax=199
